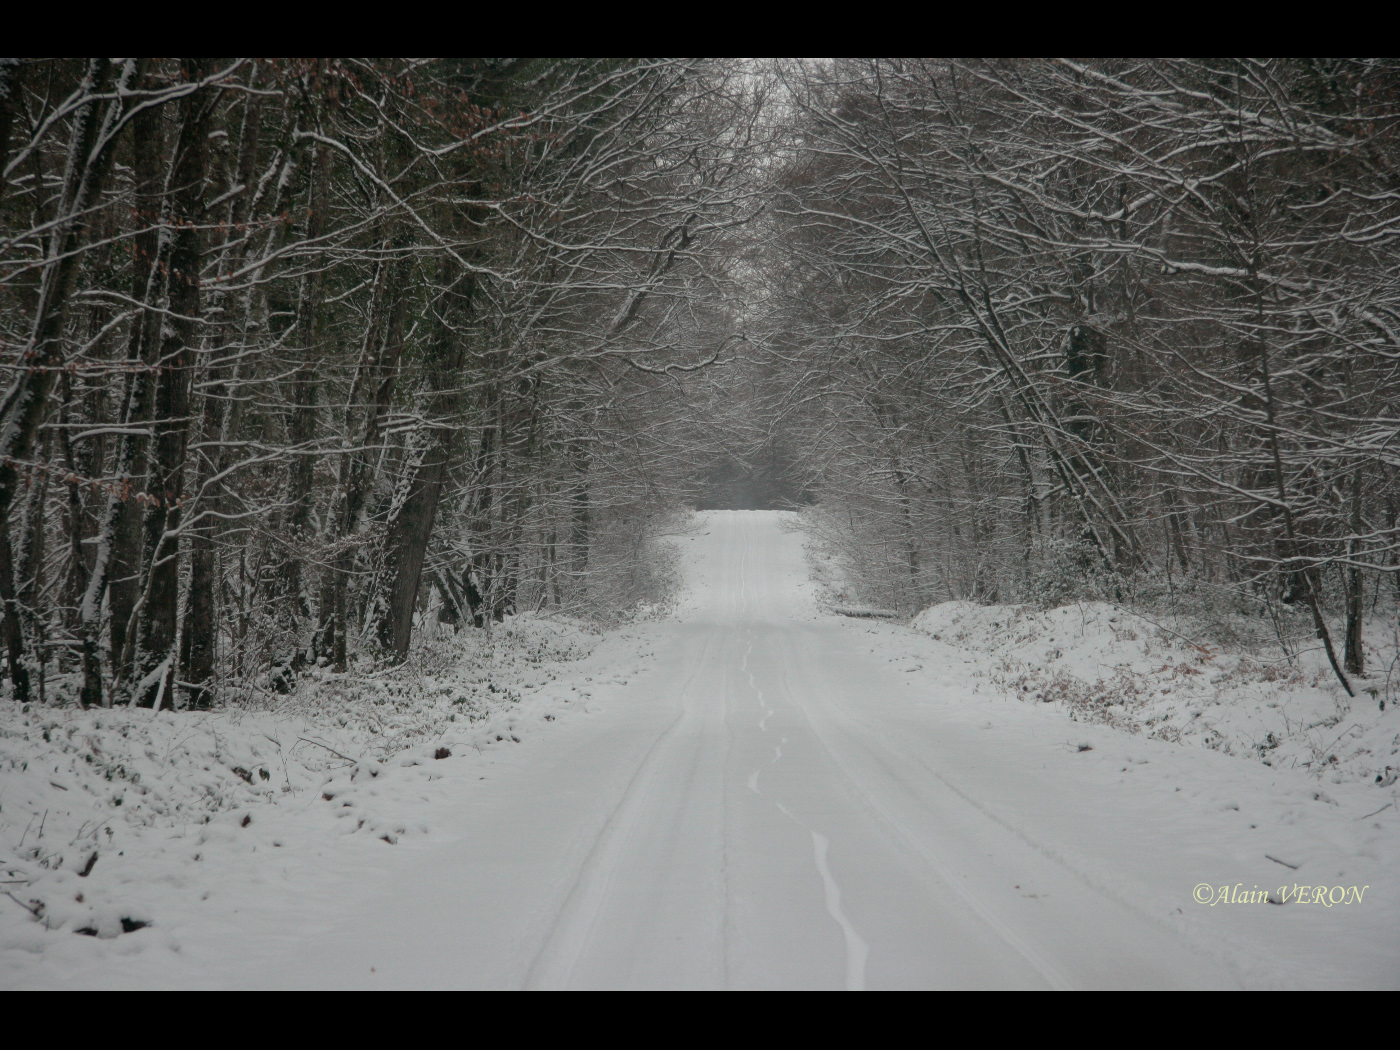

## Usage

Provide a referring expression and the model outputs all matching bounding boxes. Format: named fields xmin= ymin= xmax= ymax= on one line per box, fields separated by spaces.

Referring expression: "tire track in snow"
xmin=744 ymin=640 xmax=772 ymax=733
xmin=777 ymin=633 xmax=1076 ymax=991
xmin=761 ymin=796 xmax=867 ymax=990
xmin=812 ymin=831 xmax=869 ymax=991
xmin=737 ymin=547 xmax=867 ymax=990
xmin=523 ymin=627 xmax=724 ymax=990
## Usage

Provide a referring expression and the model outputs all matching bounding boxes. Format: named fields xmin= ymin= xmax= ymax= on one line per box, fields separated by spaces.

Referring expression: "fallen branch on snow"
xmin=832 ymin=606 xmax=898 ymax=619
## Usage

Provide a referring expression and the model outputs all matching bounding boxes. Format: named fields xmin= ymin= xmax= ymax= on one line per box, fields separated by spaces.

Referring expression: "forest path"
xmin=244 ymin=512 xmax=1259 ymax=988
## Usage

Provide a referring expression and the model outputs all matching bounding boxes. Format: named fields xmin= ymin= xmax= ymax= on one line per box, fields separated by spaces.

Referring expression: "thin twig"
xmin=1265 ymin=853 xmax=1299 ymax=870
xmin=4 ymin=891 xmax=41 ymax=917
xmin=295 ymin=737 xmax=358 ymax=764
xmin=1318 ymin=723 xmax=1363 ymax=758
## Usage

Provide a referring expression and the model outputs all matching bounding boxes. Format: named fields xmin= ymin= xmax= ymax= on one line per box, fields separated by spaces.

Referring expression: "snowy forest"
xmin=0 ymin=58 xmax=759 ymax=709
xmin=753 ymin=59 xmax=1400 ymax=698
xmin=2 ymin=59 xmax=1398 ymax=989
xmin=3 ymin=58 xmax=1396 ymax=711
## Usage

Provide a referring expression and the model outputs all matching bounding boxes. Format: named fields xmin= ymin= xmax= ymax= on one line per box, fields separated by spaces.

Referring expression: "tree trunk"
xmin=1257 ymin=340 xmax=1353 ymax=697
xmin=180 ymin=524 xmax=216 ymax=708
xmin=180 ymin=365 xmax=237 ymax=709
xmin=0 ymin=522 xmax=29 ymax=702
xmin=372 ymin=257 xmax=475 ymax=658
xmin=15 ymin=446 xmax=47 ymax=699
xmin=180 ymin=66 xmax=267 ymax=707
xmin=569 ymin=440 xmax=591 ymax=602
xmin=466 ymin=392 xmax=499 ymax=627
xmin=491 ymin=377 xmax=539 ymax=621
xmin=82 ymin=68 xmax=165 ymax=706
xmin=1344 ymin=466 xmax=1365 ymax=677
xmin=281 ymin=133 xmax=331 ymax=653
xmin=375 ymin=425 xmax=456 ymax=657
xmin=547 ymin=524 xmax=560 ymax=606
xmin=132 ymin=59 xmax=212 ymax=707
xmin=322 ymin=239 xmax=411 ymax=670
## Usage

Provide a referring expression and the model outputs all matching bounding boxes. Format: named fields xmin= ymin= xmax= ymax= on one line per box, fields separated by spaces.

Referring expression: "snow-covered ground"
xmin=910 ymin=600 xmax=1399 ymax=788
xmin=1 ymin=615 xmax=648 ymax=980
xmin=3 ymin=511 xmax=1397 ymax=988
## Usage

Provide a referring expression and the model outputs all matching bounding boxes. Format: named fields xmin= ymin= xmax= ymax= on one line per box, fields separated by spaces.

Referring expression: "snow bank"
xmin=0 ymin=614 xmax=609 ymax=948
xmin=913 ymin=600 xmax=1399 ymax=787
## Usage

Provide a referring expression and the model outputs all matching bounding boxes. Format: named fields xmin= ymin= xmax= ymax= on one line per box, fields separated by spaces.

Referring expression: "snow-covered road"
xmin=8 ymin=511 xmax=1395 ymax=988
xmin=235 ymin=512 xmax=1393 ymax=989
xmin=455 ymin=510 xmax=1215 ymax=990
